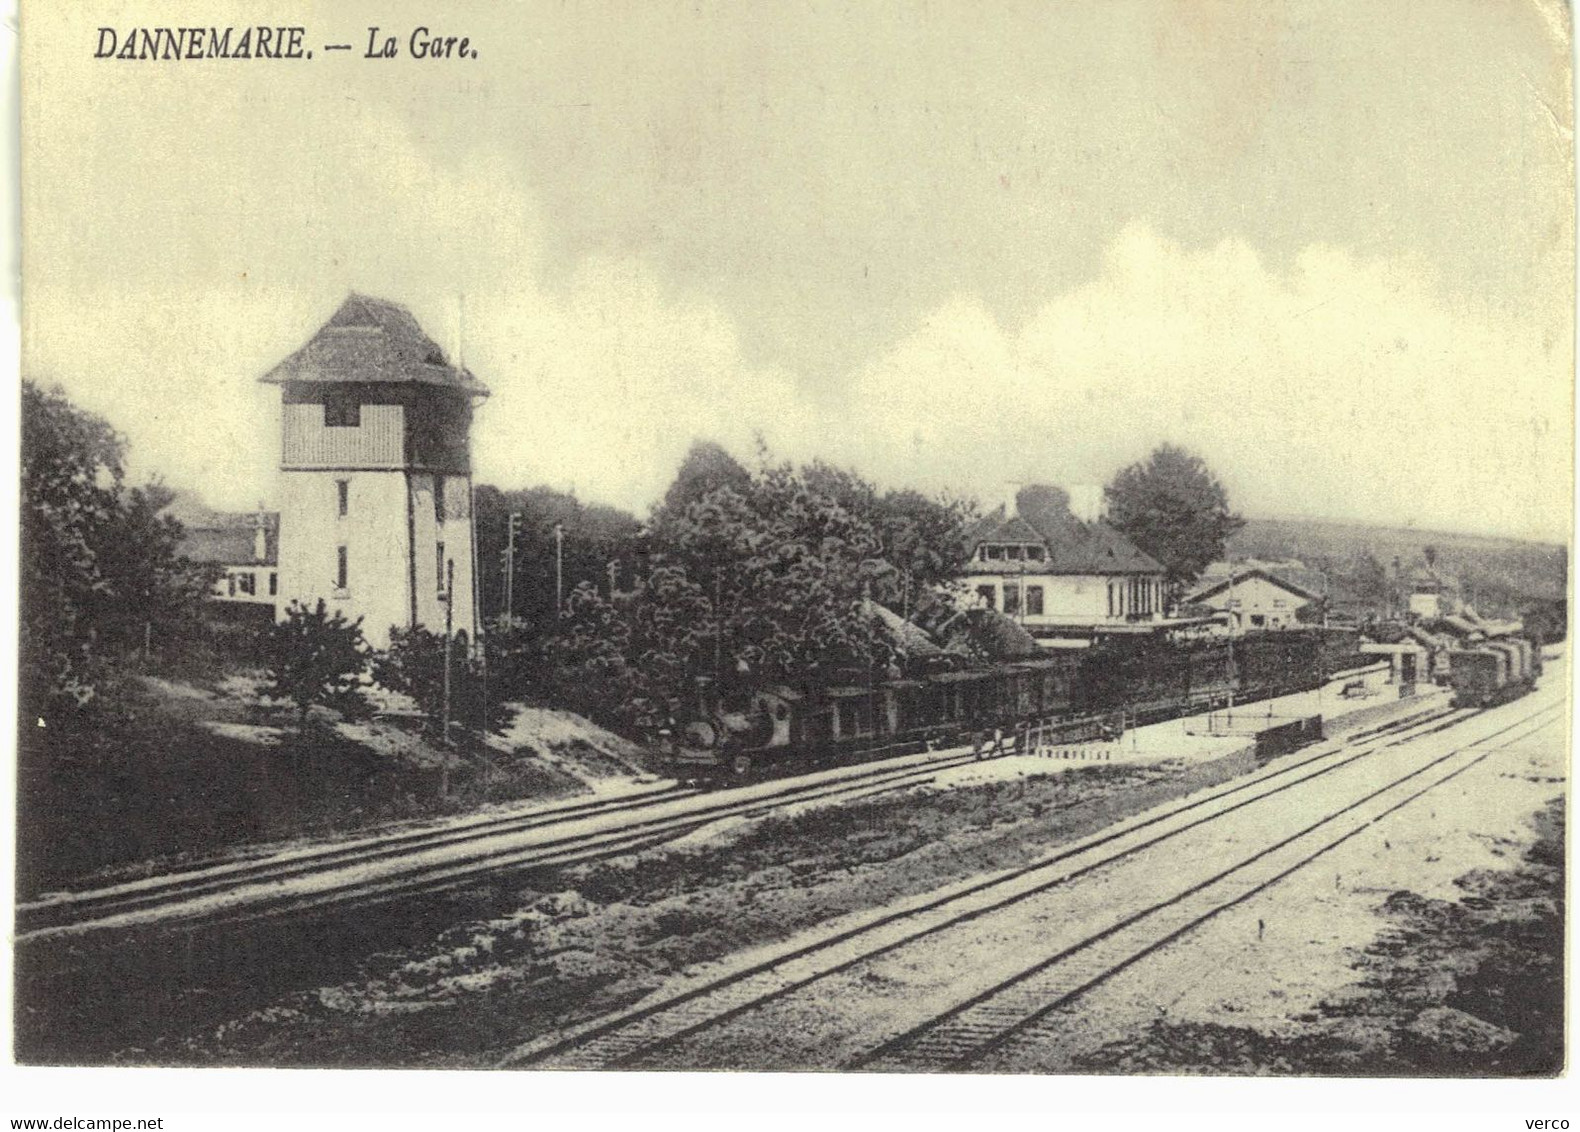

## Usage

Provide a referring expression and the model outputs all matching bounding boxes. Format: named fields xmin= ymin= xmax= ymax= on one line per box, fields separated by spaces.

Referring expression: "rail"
xmin=506 ymin=699 xmax=1511 ymax=1070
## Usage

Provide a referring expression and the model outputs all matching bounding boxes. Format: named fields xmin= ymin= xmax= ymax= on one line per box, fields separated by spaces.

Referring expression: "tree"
xmin=21 ymin=381 xmax=216 ymax=715
xmin=372 ymin=627 xmax=511 ymax=737
xmin=1348 ymin=550 xmax=1392 ymax=617
xmin=91 ymin=481 xmax=217 ymax=652
xmin=800 ymin=460 xmax=976 ymax=600
xmin=473 ymin=447 xmax=970 ymax=738
xmin=473 ymin=484 xmax=643 ymax=627
xmin=1104 ymin=444 xmax=1245 ymax=597
xmin=264 ymin=599 xmax=371 ymax=730
xmin=652 ymin=439 xmax=752 ymax=523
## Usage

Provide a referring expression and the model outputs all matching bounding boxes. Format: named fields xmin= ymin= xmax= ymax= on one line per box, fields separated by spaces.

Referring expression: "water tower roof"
xmin=259 ymin=292 xmax=489 ymax=396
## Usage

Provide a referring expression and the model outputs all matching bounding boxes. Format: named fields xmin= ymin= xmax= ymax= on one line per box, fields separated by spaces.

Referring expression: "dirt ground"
xmin=164 ymin=748 xmax=1265 ymax=1066
xmin=974 ymin=714 xmax=1566 ymax=1076
xmin=51 ymin=679 xmax=1562 ymax=1076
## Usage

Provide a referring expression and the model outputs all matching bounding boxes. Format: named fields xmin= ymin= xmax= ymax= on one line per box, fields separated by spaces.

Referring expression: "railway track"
xmin=857 ymin=703 xmax=1562 ymax=1072
xmin=17 ymin=782 xmax=698 ymax=931
xmin=506 ymin=695 xmax=1554 ymax=1071
xmin=17 ymin=742 xmax=989 ymax=942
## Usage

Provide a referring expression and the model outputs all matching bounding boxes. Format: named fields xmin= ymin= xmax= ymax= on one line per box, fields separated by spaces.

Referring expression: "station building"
xmin=956 ymin=484 xmax=1178 ymax=647
xmin=1184 ymin=566 xmax=1324 ymax=634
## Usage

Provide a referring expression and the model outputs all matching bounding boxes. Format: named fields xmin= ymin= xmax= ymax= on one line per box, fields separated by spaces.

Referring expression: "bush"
xmin=372 ymin=625 xmax=511 ymax=737
xmin=265 ymin=600 xmax=371 ymax=727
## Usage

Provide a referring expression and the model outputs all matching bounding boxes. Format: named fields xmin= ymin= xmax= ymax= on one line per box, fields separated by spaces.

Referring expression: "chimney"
xmin=253 ymin=506 xmax=268 ymax=563
xmin=1005 ymin=483 xmax=1020 ymax=518
xmin=1069 ymin=484 xmax=1103 ymax=524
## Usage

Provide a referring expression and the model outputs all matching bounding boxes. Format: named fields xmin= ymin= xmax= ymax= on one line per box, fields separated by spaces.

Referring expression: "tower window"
xmin=336 ymin=479 xmax=349 ymax=517
xmin=437 ymin=542 xmax=447 ymax=597
xmin=269 ymin=572 xmax=278 ymax=596
xmin=337 ymin=546 xmax=348 ymax=591
xmin=434 ymin=475 xmax=447 ymax=524
xmin=324 ymin=395 xmax=361 ymax=428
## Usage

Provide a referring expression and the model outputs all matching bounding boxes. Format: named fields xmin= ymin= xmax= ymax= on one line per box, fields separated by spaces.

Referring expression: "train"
xmin=664 ymin=629 xmax=1350 ymax=782
xmin=1446 ymin=633 xmax=1543 ymax=708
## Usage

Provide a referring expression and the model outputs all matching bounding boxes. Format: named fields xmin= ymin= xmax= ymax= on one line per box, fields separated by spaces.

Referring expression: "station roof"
xmin=1185 ymin=567 xmax=1322 ymax=605
xmin=259 ymin=293 xmax=490 ymax=396
xmin=177 ymin=513 xmax=279 ymax=567
xmin=960 ymin=489 xmax=1163 ymax=577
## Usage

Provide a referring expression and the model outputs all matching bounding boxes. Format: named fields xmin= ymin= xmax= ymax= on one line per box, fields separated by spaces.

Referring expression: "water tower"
xmin=260 ymin=293 xmax=487 ymax=648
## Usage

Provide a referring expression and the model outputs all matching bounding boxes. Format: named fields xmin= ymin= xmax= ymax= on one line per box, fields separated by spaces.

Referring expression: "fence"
xmin=1020 ymin=710 xmax=1129 ymax=761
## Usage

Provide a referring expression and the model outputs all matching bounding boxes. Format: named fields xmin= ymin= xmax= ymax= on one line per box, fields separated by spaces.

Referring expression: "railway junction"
xmin=15 ymin=651 xmax=1563 ymax=1071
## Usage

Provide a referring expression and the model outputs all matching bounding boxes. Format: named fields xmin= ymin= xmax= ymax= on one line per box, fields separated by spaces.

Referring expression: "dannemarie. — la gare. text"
xmin=94 ymin=26 xmax=478 ymax=61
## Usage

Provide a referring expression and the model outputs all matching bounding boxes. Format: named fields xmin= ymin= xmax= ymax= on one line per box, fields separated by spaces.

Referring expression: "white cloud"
xmin=26 ymin=127 xmax=1570 ymax=544
xmin=836 ymin=224 xmax=1571 ymax=542
xmin=465 ymin=258 xmax=812 ymax=513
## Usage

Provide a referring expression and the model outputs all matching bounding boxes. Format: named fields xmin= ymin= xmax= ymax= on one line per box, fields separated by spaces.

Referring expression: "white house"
xmin=1185 ymin=567 xmax=1322 ymax=633
xmin=259 ymin=293 xmax=488 ymax=648
xmin=168 ymin=494 xmax=281 ymax=614
xmin=956 ymin=485 xmax=1169 ymax=644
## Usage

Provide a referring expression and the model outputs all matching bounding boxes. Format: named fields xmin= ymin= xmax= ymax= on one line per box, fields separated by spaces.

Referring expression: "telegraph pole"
xmin=442 ymin=557 xmax=455 ymax=750
xmin=505 ymin=511 xmax=521 ymax=621
xmin=554 ymin=522 xmax=565 ymax=617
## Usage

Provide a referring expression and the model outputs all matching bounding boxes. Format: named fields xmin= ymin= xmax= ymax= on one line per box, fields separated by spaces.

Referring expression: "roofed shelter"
xmin=1185 ymin=566 xmax=1324 ymax=634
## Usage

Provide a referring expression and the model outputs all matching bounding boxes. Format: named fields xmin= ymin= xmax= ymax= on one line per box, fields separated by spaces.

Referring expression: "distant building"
xmin=956 ymin=485 xmax=1175 ymax=645
xmin=167 ymin=493 xmax=280 ymax=614
xmin=259 ymin=293 xmax=489 ymax=648
xmin=1184 ymin=566 xmax=1323 ymax=633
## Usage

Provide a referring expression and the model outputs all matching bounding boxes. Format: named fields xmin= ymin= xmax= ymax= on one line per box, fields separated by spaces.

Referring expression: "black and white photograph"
xmin=10 ymin=0 xmax=1575 ymax=1120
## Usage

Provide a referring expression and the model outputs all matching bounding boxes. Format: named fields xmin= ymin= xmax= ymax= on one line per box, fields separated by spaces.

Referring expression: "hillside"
xmin=1228 ymin=517 xmax=1568 ymax=614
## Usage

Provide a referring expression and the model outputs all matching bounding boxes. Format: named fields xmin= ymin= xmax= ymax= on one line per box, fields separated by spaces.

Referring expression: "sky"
xmin=22 ymin=0 xmax=1575 ymax=543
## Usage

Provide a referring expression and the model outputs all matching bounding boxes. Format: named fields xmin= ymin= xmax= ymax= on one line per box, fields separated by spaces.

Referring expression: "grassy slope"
xmin=15 ymin=658 xmax=648 ymax=896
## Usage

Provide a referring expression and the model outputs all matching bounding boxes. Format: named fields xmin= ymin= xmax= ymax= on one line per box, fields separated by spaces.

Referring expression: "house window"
xmin=269 ymin=572 xmax=278 ymax=596
xmin=324 ymin=395 xmax=361 ymax=428
xmin=986 ymin=545 xmax=1005 ymax=561
xmin=437 ymin=542 xmax=447 ymax=596
xmin=1004 ymin=585 xmax=1021 ymax=616
xmin=1006 ymin=545 xmax=1024 ymax=561
xmin=1026 ymin=546 xmax=1045 ymax=561
xmin=1026 ymin=585 xmax=1044 ymax=616
xmin=336 ymin=479 xmax=349 ymax=517
xmin=434 ymin=475 xmax=447 ymax=524
xmin=237 ymin=572 xmax=256 ymax=596
xmin=977 ymin=585 xmax=996 ymax=610
xmin=336 ymin=546 xmax=348 ymax=590
xmin=227 ymin=572 xmax=236 ymax=597
xmin=1251 ymin=614 xmax=1266 ymax=628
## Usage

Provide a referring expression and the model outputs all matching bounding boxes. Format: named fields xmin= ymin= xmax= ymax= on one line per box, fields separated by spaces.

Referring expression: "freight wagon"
xmin=666 ymin=630 xmax=1335 ymax=782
